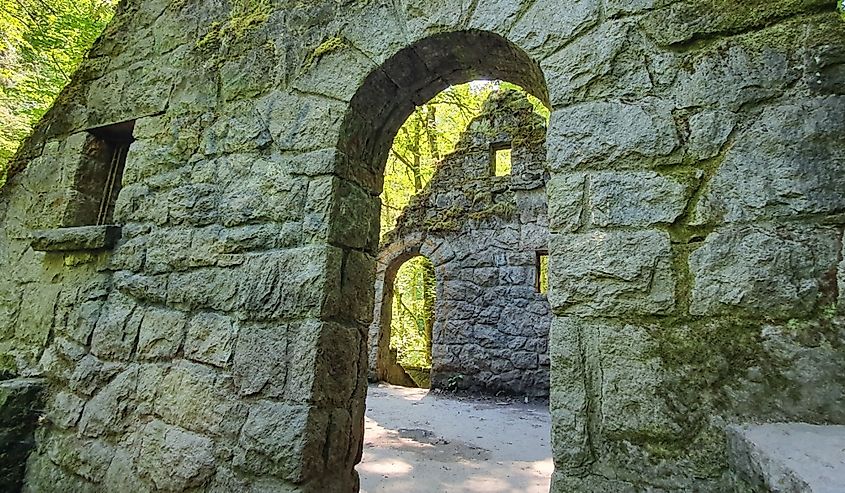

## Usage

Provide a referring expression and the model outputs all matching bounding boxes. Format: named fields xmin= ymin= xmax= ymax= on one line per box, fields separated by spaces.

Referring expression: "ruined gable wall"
xmin=371 ymin=91 xmax=552 ymax=398
xmin=0 ymin=0 xmax=839 ymax=491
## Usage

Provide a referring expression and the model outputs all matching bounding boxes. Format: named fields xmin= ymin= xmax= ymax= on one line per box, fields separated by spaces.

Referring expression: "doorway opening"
xmin=336 ymin=29 xmax=554 ymax=492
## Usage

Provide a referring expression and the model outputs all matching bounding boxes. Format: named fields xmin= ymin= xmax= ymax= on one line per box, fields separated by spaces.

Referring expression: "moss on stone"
xmin=196 ymin=0 xmax=271 ymax=49
xmin=303 ymin=36 xmax=348 ymax=71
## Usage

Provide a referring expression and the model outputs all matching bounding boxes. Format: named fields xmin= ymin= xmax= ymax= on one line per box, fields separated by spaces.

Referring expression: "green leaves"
xmin=0 ymin=0 xmax=117 ymax=186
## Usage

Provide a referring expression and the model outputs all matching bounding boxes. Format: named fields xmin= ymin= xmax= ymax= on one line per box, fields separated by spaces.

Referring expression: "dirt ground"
xmin=357 ymin=383 xmax=553 ymax=493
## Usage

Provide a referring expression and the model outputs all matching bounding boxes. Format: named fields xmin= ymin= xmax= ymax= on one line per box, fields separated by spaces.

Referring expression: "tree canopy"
xmin=0 ymin=0 xmax=117 ymax=186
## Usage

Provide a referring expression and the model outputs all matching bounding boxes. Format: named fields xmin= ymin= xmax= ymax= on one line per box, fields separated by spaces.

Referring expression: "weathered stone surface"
xmin=547 ymin=173 xmax=585 ymax=233
xmin=154 ymin=361 xmax=247 ymax=438
xmin=89 ymin=293 xmax=143 ymax=361
xmin=137 ymin=420 xmax=215 ymax=491
xmin=78 ymin=366 xmax=138 ymax=438
xmin=0 ymin=2 xmax=841 ymax=492
xmin=30 ymin=226 xmax=122 ymax=252
xmin=639 ymin=0 xmax=831 ymax=47
xmin=549 ymin=230 xmax=675 ymax=315
xmin=42 ymin=431 xmax=114 ymax=483
xmin=687 ymin=110 xmax=737 ymax=161
xmin=509 ymin=0 xmax=600 ymax=58
xmin=728 ymin=423 xmax=845 ymax=493
xmin=233 ymin=324 xmax=287 ymax=397
xmin=692 ymin=97 xmax=845 ymax=225
xmin=22 ymin=452 xmax=98 ymax=493
xmin=233 ymin=401 xmax=318 ymax=481
xmin=548 ymin=99 xmax=679 ymax=171
xmin=236 ymin=246 xmax=341 ymax=321
xmin=589 ymin=171 xmax=688 ymax=227
xmin=543 ymin=20 xmax=653 ymax=107
xmin=689 ymin=225 xmax=840 ymax=318
xmin=45 ymin=391 xmax=84 ymax=429
xmin=136 ymin=306 xmax=187 ymax=360
xmin=184 ymin=312 xmax=237 ymax=368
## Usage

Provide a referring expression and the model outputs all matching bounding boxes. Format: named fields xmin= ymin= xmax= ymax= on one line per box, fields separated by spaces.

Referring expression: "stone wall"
xmin=0 ymin=378 xmax=44 ymax=492
xmin=0 ymin=0 xmax=842 ymax=491
xmin=370 ymin=90 xmax=551 ymax=398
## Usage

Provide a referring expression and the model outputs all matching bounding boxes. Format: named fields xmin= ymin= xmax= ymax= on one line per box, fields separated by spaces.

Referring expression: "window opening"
xmin=536 ymin=250 xmax=549 ymax=294
xmin=492 ymin=142 xmax=512 ymax=177
xmin=69 ymin=120 xmax=134 ymax=226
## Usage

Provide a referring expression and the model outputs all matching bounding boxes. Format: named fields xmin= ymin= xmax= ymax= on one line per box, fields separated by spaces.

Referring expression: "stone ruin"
xmin=0 ymin=0 xmax=843 ymax=491
xmin=370 ymin=89 xmax=552 ymax=397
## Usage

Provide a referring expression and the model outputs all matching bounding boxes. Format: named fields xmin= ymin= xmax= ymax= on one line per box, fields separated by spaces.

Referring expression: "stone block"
xmin=692 ymin=97 xmax=845 ymax=225
xmin=285 ymin=321 xmax=361 ymax=407
xmin=687 ymin=110 xmax=736 ymax=161
xmin=546 ymin=173 xmax=585 ymax=233
xmin=42 ymin=431 xmax=114 ymax=483
xmin=467 ymin=0 xmax=529 ymax=34
xmin=340 ymin=250 xmax=376 ymax=325
xmin=399 ymin=0 xmax=473 ymax=41
xmin=45 ymin=391 xmax=84 ymax=429
xmin=509 ymin=0 xmax=600 ymax=58
xmin=68 ymin=355 xmax=125 ymax=397
xmin=292 ymin=41 xmax=375 ymax=102
xmin=136 ymin=420 xmax=216 ymax=491
xmin=639 ymin=0 xmax=830 ymax=47
xmin=549 ymin=230 xmax=675 ymax=316
xmin=78 ymin=366 xmax=138 ymax=438
xmin=30 ymin=226 xmax=122 ymax=252
xmin=145 ymin=229 xmax=194 ymax=274
xmin=103 ymin=447 xmax=152 ymax=493
xmin=589 ymin=171 xmax=688 ymax=227
xmin=689 ymin=225 xmax=840 ymax=318
xmin=236 ymin=246 xmax=341 ymax=321
xmin=23 ymin=451 xmax=99 ymax=492
xmin=266 ymin=91 xmax=344 ymax=152
xmin=90 ymin=293 xmax=143 ymax=361
xmin=594 ymin=321 xmax=676 ymax=437
xmin=136 ymin=306 xmax=187 ymax=360
xmin=548 ymin=99 xmax=679 ymax=171
xmin=154 ymin=361 xmax=247 ymax=438
xmin=185 ymin=312 xmax=237 ymax=368
xmin=233 ymin=323 xmax=287 ymax=397
xmin=167 ymin=267 xmax=239 ymax=312
xmin=548 ymin=317 xmax=591 ymax=472
xmin=727 ymin=423 xmax=845 ymax=493
xmin=543 ymin=20 xmax=652 ymax=107
xmin=233 ymin=401 xmax=320 ymax=481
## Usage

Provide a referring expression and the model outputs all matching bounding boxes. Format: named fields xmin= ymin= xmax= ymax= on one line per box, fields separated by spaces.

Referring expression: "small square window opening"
xmin=491 ymin=143 xmax=512 ymax=177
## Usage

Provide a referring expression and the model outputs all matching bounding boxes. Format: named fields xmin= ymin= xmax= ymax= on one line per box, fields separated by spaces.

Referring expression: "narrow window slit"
xmin=536 ymin=250 xmax=548 ymax=294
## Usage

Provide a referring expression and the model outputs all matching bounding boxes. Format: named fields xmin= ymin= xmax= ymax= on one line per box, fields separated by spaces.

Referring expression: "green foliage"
xmin=390 ymin=255 xmax=436 ymax=369
xmin=0 ymin=0 xmax=117 ymax=187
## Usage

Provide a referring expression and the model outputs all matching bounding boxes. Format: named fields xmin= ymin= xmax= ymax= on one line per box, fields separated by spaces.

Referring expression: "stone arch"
xmin=369 ymin=233 xmax=450 ymax=385
xmin=335 ymin=30 xmax=549 ymax=195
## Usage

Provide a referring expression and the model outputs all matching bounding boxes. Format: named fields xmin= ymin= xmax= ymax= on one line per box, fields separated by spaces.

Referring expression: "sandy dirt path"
xmin=357 ymin=383 xmax=553 ymax=493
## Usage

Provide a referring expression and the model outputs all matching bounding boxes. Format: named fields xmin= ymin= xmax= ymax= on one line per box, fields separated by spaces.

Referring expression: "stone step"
xmin=727 ymin=423 xmax=845 ymax=493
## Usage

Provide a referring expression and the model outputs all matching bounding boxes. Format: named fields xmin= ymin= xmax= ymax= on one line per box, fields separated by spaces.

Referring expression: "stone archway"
xmin=0 ymin=2 xmax=841 ymax=492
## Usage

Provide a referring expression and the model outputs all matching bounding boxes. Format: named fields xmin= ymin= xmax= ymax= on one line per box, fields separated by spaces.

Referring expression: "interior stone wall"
xmin=0 ymin=0 xmax=842 ymax=492
xmin=370 ymin=90 xmax=552 ymax=397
